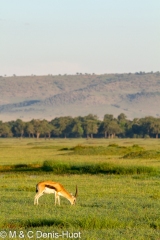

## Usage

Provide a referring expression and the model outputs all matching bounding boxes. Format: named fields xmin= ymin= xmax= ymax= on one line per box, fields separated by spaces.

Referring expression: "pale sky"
xmin=0 ymin=0 xmax=160 ymax=76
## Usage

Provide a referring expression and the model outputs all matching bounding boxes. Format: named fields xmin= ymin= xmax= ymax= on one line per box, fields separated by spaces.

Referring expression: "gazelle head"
xmin=70 ymin=185 xmax=78 ymax=205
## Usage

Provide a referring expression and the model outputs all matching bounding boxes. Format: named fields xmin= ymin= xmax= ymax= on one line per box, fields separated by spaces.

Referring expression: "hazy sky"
xmin=0 ymin=0 xmax=160 ymax=76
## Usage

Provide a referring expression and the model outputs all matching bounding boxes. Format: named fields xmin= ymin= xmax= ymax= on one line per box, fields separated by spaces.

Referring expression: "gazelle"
xmin=34 ymin=181 xmax=78 ymax=206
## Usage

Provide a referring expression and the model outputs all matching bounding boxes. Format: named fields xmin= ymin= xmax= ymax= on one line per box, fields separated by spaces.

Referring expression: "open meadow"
xmin=0 ymin=138 xmax=160 ymax=240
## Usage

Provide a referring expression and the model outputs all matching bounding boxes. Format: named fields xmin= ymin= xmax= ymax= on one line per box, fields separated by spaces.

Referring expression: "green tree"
xmin=31 ymin=119 xmax=44 ymax=138
xmin=41 ymin=120 xmax=54 ymax=139
xmin=102 ymin=114 xmax=114 ymax=138
xmin=85 ymin=114 xmax=99 ymax=121
xmin=13 ymin=119 xmax=26 ymax=138
xmin=117 ymin=113 xmax=128 ymax=137
xmin=71 ymin=119 xmax=84 ymax=137
xmin=51 ymin=117 xmax=73 ymax=138
xmin=25 ymin=121 xmax=35 ymax=137
xmin=107 ymin=120 xmax=122 ymax=138
xmin=50 ymin=118 xmax=61 ymax=137
xmin=103 ymin=114 xmax=114 ymax=122
xmin=0 ymin=122 xmax=12 ymax=137
xmin=84 ymin=119 xmax=98 ymax=138
xmin=139 ymin=116 xmax=154 ymax=137
xmin=83 ymin=114 xmax=99 ymax=138
xmin=150 ymin=118 xmax=160 ymax=138
xmin=117 ymin=113 xmax=127 ymax=122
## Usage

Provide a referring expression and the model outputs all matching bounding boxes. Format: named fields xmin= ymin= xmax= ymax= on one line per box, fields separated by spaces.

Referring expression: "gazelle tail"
xmin=36 ymin=184 xmax=39 ymax=193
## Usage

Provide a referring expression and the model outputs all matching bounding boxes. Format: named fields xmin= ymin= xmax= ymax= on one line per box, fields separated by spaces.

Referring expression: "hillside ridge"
xmin=0 ymin=72 xmax=160 ymax=121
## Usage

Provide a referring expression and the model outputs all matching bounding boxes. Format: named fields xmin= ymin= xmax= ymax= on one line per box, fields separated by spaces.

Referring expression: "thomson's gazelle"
xmin=34 ymin=181 xmax=78 ymax=205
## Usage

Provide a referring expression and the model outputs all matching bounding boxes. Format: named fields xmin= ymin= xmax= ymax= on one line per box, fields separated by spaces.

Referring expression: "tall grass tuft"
xmin=62 ymin=144 xmax=144 ymax=156
xmin=42 ymin=160 xmax=70 ymax=173
xmin=11 ymin=216 xmax=126 ymax=230
xmin=42 ymin=160 xmax=158 ymax=175
xmin=123 ymin=150 xmax=160 ymax=159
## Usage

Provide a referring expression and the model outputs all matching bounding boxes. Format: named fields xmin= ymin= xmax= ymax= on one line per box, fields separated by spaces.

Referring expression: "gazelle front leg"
xmin=55 ymin=192 xmax=60 ymax=206
xmin=34 ymin=192 xmax=43 ymax=205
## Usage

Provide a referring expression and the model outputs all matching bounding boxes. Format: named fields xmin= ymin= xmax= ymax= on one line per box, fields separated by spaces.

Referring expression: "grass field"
xmin=0 ymin=138 xmax=160 ymax=240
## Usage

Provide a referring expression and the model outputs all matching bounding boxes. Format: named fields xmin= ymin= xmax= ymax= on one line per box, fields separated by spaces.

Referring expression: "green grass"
xmin=1 ymin=174 xmax=160 ymax=239
xmin=123 ymin=150 xmax=160 ymax=159
xmin=0 ymin=138 xmax=160 ymax=239
xmin=41 ymin=160 xmax=158 ymax=175
xmin=64 ymin=143 xmax=144 ymax=156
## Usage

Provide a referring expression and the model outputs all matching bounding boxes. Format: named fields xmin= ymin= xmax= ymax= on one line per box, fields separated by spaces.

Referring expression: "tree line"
xmin=0 ymin=113 xmax=160 ymax=138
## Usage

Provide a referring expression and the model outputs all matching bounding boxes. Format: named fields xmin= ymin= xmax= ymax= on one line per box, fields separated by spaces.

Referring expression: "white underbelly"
xmin=43 ymin=187 xmax=55 ymax=194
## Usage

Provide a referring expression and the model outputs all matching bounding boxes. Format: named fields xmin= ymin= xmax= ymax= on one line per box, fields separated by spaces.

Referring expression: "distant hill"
xmin=0 ymin=72 xmax=160 ymax=121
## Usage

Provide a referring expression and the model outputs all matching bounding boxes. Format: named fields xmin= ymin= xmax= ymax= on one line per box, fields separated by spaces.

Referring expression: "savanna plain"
xmin=0 ymin=138 xmax=160 ymax=240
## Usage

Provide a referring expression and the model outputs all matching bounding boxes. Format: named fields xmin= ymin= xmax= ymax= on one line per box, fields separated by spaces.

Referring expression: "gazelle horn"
xmin=75 ymin=185 xmax=78 ymax=198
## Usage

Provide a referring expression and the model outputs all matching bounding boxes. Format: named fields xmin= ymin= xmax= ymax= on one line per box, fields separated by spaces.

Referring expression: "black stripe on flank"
xmin=45 ymin=184 xmax=57 ymax=191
